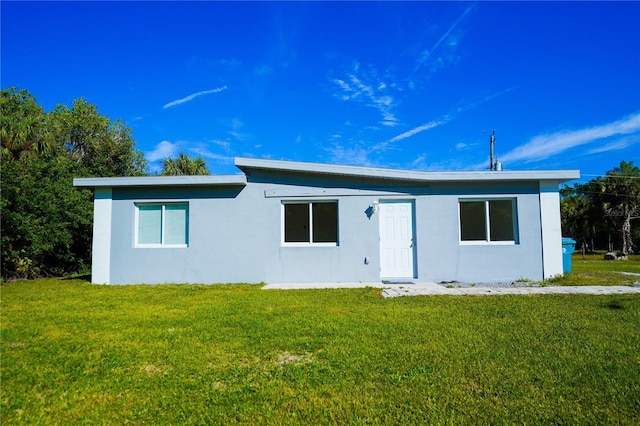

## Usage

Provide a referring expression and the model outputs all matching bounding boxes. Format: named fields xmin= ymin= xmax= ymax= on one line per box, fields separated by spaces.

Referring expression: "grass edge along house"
xmin=74 ymin=157 xmax=578 ymax=285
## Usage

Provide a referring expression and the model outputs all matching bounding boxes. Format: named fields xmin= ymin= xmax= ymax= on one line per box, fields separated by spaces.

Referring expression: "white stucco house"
xmin=73 ymin=157 xmax=579 ymax=285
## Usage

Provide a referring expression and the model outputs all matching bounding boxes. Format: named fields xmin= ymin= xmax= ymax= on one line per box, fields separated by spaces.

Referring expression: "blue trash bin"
xmin=562 ymin=238 xmax=577 ymax=273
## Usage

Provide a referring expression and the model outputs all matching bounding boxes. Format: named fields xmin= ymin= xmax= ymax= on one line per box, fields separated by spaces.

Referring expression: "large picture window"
xmin=459 ymin=199 xmax=517 ymax=244
xmin=283 ymin=201 xmax=338 ymax=245
xmin=136 ymin=203 xmax=188 ymax=247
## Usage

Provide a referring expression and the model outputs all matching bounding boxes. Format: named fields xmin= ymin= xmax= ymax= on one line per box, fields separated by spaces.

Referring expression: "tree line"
xmin=560 ymin=161 xmax=640 ymax=255
xmin=1 ymin=88 xmax=209 ymax=279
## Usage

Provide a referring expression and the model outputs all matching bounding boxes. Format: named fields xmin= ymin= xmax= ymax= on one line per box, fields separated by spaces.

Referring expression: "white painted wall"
xmin=539 ymin=181 xmax=563 ymax=279
xmin=91 ymin=188 xmax=112 ymax=284
xmin=102 ymin=175 xmax=551 ymax=284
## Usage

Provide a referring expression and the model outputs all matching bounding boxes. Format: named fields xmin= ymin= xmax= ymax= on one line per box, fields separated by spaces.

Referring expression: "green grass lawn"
xmin=548 ymin=253 xmax=640 ymax=286
xmin=2 ymin=278 xmax=639 ymax=424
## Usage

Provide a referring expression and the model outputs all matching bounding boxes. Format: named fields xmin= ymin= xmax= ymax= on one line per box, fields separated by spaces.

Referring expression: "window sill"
xmin=134 ymin=244 xmax=189 ymax=249
xmin=459 ymin=241 xmax=517 ymax=246
xmin=282 ymin=242 xmax=338 ymax=247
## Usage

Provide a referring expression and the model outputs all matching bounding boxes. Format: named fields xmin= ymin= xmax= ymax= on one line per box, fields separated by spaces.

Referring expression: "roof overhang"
xmin=73 ymin=158 xmax=580 ymax=188
xmin=73 ymin=175 xmax=247 ymax=188
xmin=234 ymin=157 xmax=580 ymax=183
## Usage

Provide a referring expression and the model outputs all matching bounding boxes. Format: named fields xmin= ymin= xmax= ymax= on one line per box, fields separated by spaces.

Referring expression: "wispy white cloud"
xmin=218 ymin=117 xmax=251 ymax=141
xmin=325 ymin=88 xmax=513 ymax=169
xmin=332 ymin=65 xmax=399 ymax=127
xmin=228 ymin=130 xmax=251 ymax=141
xmin=163 ymin=86 xmax=228 ymax=109
xmin=584 ymin=134 xmax=640 ymax=156
xmin=219 ymin=117 xmax=244 ymax=130
xmin=129 ymin=115 xmax=149 ymax=122
xmin=388 ymin=119 xmax=447 ymax=143
xmin=408 ymin=154 xmax=429 ymax=170
xmin=145 ymin=140 xmax=179 ymax=162
xmin=191 ymin=146 xmax=234 ymax=164
xmin=387 ymin=88 xmax=514 ymax=144
xmin=326 ymin=143 xmax=376 ymax=167
xmin=459 ymin=87 xmax=515 ymax=112
xmin=210 ymin=139 xmax=231 ymax=151
xmin=500 ymin=112 xmax=640 ymax=164
xmin=408 ymin=2 xmax=475 ymax=80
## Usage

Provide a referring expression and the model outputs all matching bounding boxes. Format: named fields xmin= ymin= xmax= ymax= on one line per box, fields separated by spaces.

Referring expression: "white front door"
xmin=379 ymin=201 xmax=415 ymax=279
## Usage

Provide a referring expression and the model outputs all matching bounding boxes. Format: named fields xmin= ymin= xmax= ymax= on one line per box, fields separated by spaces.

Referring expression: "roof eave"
xmin=234 ymin=157 xmax=580 ymax=183
xmin=73 ymin=175 xmax=247 ymax=188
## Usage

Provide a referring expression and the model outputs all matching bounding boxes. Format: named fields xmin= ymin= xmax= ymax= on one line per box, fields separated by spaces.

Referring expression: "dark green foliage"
xmin=49 ymin=99 xmax=147 ymax=177
xmin=0 ymin=88 xmax=52 ymax=160
xmin=1 ymin=156 xmax=92 ymax=277
xmin=1 ymin=87 xmax=147 ymax=278
xmin=561 ymin=179 xmax=609 ymax=252
xmin=561 ymin=161 xmax=640 ymax=254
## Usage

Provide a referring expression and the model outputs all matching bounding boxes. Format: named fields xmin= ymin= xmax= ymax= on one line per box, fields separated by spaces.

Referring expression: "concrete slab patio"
xmin=262 ymin=282 xmax=640 ymax=297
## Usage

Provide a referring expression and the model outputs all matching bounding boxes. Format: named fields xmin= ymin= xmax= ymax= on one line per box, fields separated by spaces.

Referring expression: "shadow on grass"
xmin=604 ymin=299 xmax=626 ymax=310
xmin=62 ymin=274 xmax=91 ymax=281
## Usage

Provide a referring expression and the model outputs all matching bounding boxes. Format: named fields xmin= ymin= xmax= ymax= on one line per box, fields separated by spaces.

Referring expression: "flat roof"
xmin=234 ymin=157 xmax=580 ymax=183
xmin=73 ymin=175 xmax=247 ymax=188
xmin=74 ymin=158 xmax=580 ymax=188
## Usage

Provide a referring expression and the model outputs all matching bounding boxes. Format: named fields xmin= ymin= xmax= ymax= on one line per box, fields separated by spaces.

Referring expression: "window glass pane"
xmin=164 ymin=204 xmax=188 ymax=245
xmin=460 ymin=201 xmax=486 ymax=241
xmin=312 ymin=202 xmax=338 ymax=243
xmin=489 ymin=200 xmax=515 ymax=241
xmin=138 ymin=205 xmax=162 ymax=244
xmin=284 ymin=203 xmax=310 ymax=242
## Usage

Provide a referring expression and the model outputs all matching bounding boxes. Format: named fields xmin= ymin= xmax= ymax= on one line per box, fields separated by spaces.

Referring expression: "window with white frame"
xmin=282 ymin=201 xmax=338 ymax=245
xmin=135 ymin=202 xmax=189 ymax=247
xmin=459 ymin=199 xmax=517 ymax=243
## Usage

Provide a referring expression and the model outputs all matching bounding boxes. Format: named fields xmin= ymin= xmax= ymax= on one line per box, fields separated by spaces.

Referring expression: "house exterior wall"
xmin=92 ymin=188 xmax=112 ymax=284
xmin=99 ymin=171 xmax=549 ymax=284
xmin=415 ymin=182 xmax=543 ymax=283
xmin=539 ymin=181 xmax=563 ymax=279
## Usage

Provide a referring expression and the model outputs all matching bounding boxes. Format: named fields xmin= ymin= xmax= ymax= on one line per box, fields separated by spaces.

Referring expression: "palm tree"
xmin=600 ymin=161 xmax=640 ymax=255
xmin=161 ymin=152 xmax=210 ymax=176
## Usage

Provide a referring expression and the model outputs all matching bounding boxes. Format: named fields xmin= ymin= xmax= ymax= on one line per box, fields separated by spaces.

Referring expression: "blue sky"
xmin=2 ymin=1 xmax=639 ymax=181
